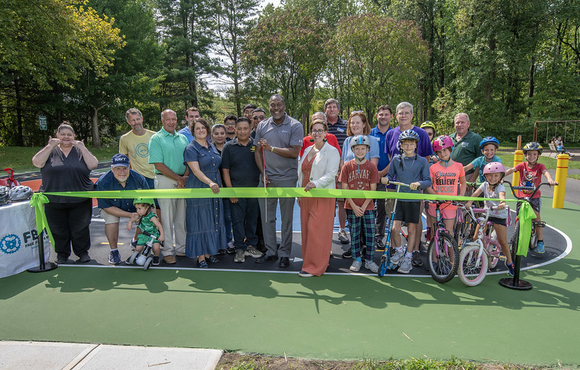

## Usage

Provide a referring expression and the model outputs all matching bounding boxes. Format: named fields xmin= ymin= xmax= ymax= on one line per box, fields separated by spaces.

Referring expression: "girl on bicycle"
xmin=426 ymin=135 xmax=466 ymax=234
xmin=465 ymin=162 xmax=515 ymax=276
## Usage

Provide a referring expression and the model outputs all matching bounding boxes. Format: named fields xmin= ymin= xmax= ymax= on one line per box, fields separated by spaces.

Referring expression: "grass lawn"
xmin=0 ymin=146 xmax=119 ymax=173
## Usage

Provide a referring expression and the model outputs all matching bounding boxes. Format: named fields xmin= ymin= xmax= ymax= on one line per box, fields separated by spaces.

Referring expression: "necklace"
xmin=401 ymin=154 xmax=417 ymax=170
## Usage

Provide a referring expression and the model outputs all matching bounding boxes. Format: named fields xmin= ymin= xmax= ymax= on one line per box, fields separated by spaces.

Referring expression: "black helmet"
xmin=523 ymin=142 xmax=543 ymax=155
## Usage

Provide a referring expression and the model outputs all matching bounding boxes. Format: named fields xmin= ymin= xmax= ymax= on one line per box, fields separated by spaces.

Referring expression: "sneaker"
xmin=507 ymin=262 xmax=515 ymax=276
xmin=375 ymin=239 xmax=385 ymax=251
xmin=536 ymin=241 xmax=545 ymax=254
xmin=78 ymin=254 xmax=91 ymax=263
xmin=341 ymin=249 xmax=352 ymax=259
xmin=412 ymin=251 xmax=423 ymax=267
xmin=349 ymin=260 xmax=362 ymax=272
xmin=365 ymin=260 xmax=379 ymax=273
xmin=298 ymin=270 xmax=313 ymax=277
xmin=130 ymin=239 xmax=137 ymax=251
xmin=398 ymin=255 xmax=412 ymax=274
xmin=234 ymin=249 xmax=246 ymax=263
xmin=152 ymin=256 xmax=160 ymax=266
xmin=109 ymin=250 xmax=121 ymax=265
xmin=338 ymin=229 xmax=349 ymax=244
xmin=217 ymin=248 xmax=226 ymax=255
xmin=245 ymin=246 xmax=264 ymax=258
xmin=391 ymin=248 xmax=405 ymax=264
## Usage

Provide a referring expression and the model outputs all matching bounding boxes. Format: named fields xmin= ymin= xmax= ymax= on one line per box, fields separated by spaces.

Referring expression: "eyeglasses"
xmin=350 ymin=110 xmax=364 ymax=116
xmin=311 ymin=129 xmax=325 ymax=134
xmin=253 ymin=115 xmax=266 ymax=121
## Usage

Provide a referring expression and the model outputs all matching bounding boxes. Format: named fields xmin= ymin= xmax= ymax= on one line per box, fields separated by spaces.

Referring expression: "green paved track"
xmin=1 ymin=196 xmax=579 ymax=368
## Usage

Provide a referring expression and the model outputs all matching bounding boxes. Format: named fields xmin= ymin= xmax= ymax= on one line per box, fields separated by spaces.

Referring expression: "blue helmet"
xmin=397 ymin=129 xmax=420 ymax=154
xmin=479 ymin=136 xmax=500 ymax=150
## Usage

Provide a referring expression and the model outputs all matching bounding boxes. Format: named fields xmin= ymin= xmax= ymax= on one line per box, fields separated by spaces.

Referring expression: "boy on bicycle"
xmin=380 ymin=130 xmax=431 ymax=274
xmin=505 ymin=142 xmax=556 ymax=254
xmin=127 ymin=198 xmax=164 ymax=265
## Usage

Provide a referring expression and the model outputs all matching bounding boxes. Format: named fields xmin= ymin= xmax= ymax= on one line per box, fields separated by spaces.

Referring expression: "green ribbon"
xmin=516 ymin=201 xmax=537 ymax=257
xmin=29 ymin=193 xmax=56 ymax=249
xmin=45 ymin=187 xmax=515 ymax=202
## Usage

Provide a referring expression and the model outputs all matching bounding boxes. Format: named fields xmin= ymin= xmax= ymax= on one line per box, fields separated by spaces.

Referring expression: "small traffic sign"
xmin=39 ymin=115 xmax=47 ymax=130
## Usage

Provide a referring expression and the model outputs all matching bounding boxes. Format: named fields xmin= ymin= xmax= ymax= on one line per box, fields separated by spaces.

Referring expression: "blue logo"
xmin=0 ymin=234 xmax=21 ymax=254
xmin=135 ymin=143 xmax=149 ymax=158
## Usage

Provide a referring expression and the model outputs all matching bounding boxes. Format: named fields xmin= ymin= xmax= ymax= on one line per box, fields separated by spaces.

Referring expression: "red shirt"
xmin=339 ymin=159 xmax=379 ymax=210
xmin=513 ymin=162 xmax=546 ymax=198
xmin=299 ymin=133 xmax=342 ymax=158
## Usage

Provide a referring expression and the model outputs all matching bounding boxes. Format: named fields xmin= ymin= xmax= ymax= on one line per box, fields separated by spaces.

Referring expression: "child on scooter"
xmin=127 ymin=198 xmax=164 ymax=265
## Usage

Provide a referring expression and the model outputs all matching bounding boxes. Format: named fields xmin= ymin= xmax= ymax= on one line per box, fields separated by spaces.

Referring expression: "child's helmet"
xmin=420 ymin=121 xmax=436 ymax=131
xmin=398 ymin=129 xmax=420 ymax=142
xmin=0 ymin=185 xmax=9 ymax=206
xmin=397 ymin=129 xmax=420 ymax=154
xmin=8 ymin=185 xmax=33 ymax=201
xmin=350 ymin=135 xmax=371 ymax=149
xmin=523 ymin=142 xmax=543 ymax=155
xmin=479 ymin=136 xmax=500 ymax=150
xmin=133 ymin=198 xmax=155 ymax=206
xmin=432 ymin=135 xmax=454 ymax=152
xmin=482 ymin=162 xmax=505 ymax=177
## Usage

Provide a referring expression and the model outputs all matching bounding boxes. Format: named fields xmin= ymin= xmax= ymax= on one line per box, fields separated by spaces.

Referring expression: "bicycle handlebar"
xmin=502 ymin=181 xmax=558 ymax=200
xmin=389 ymin=181 xmax=410 ymax=187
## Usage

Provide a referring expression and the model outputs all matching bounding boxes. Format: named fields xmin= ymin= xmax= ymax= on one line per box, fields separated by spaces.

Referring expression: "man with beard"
xmin=95 ymin=153 xmax=149 ymax=264
xmin=254 ymin=94 xmax=303 ymax=268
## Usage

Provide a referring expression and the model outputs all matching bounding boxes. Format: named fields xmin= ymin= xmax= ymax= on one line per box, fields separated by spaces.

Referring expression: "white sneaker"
xmin=349 ymin=260 xmax=362 ymax=272
xmin=398 ymin=255 xmax=413 ymax=274
xmin=365 ymin=260 xmax=379 ymax=273
xmin=245 ymin=246 xmax=264 ymax=258
xmin=338 ymin=229 xmax=350 ymax=244
xmin=391 ymin=247 xmax=405 ymax=264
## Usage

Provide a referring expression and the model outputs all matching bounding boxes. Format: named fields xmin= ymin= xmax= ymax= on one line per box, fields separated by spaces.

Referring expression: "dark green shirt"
xmin=450 ymin=130 xmax=482 ymax=174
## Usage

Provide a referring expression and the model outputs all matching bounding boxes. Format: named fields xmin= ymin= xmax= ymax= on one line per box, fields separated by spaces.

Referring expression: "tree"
xmin=243 ymin=6 xmax=329 ymax=125
xmin=155 ymin=0 xmax=219 ymax=112
xmin=329 ymin=13 xmax=429 ymax=123
xmin=212 ymin=0 xmax=260 ymax=117
xmin=0 ymin=0 xmax=124 ymax=146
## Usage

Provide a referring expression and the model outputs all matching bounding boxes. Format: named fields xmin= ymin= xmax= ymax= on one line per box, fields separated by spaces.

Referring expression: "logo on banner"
xmin=0 ymin=234 xmax=21 ymax=254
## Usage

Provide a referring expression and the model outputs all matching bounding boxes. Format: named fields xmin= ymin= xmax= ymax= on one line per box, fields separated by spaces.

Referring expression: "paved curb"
xmin=0 ymin=341 xmax=223 ymax=370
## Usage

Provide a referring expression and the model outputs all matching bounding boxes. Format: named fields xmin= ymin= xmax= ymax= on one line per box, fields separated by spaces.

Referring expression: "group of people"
xmin=32 ymin=96 xmax=556 ymax=277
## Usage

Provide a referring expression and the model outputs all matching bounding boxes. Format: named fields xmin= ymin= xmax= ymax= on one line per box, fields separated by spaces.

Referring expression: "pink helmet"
xmin=482 ymin=162 xmax=505 ymax=175
xmin=432 ymin=135 xmax=454 ymax=152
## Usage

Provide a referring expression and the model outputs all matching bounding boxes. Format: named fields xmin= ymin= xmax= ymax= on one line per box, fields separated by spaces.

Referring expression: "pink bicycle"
xmin=457 ymin=205 xmax=506 ymax=286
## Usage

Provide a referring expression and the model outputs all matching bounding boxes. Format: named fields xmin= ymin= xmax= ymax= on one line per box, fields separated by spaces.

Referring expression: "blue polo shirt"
xmin=177 ymin=126 xmax=194 ymax=142
xmin=370 ymin=126 xmax=390 ymax=172
xmin=95 ymin=169 xmax=149 ymax=211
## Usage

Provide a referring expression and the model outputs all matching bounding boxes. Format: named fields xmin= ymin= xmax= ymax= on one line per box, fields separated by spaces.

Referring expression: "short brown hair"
xmin=347 ymin=111 xmax=371 ymax=136
xmin=310 ymin=118 xmax=328 ymax=133
xmin=194 ymin=118 xmax=211 ymax=135
xmin=125 ymin=108 xmax=142 ymax=120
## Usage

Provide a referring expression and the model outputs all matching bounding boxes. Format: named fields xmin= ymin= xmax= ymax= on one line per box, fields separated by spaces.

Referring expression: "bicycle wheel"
xmin=458 ymin=244 xmax=488 ymax=287
xmin=454 ymin=216 xmax=476 ymax=248
xmin=427 ymin=231 xmax=459 ymax=283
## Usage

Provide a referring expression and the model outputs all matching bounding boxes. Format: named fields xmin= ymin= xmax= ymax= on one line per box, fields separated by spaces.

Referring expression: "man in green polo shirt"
xmin=450 ymin=112 xmax=482 ymax=177
xmin=148 ymin=109 xmax=190 ymax=264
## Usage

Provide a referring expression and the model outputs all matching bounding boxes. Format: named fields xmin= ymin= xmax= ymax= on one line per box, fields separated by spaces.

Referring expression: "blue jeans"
xmin=230 ymin=198 xmax=259 ymax=249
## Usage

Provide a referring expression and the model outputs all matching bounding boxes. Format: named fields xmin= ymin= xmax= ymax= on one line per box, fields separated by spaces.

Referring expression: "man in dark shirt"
xmin=95 ymin=153 xmax=149 ymax=264
xmin=324 ymin=98 xmax=350 ymax=244
xmin=221 ymin=117 xmax=263 ymax=263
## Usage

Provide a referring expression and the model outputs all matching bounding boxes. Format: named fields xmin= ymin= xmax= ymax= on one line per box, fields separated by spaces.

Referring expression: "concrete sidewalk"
xmin=0 ymin=341 xmax=222 ymax=370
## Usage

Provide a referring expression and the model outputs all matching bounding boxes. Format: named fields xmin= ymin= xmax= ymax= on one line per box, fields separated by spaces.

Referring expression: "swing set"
xmin=533 ymin=120 xmax=580 ymax=144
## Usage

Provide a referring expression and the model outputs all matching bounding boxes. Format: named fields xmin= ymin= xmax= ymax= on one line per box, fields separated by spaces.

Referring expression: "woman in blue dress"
xmin=183 ymin=118 xmax=227 ymax=268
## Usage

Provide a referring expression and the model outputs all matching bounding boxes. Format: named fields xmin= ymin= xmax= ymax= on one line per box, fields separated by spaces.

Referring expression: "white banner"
xmin=0 ymin=201 xmax=51 ymax=278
